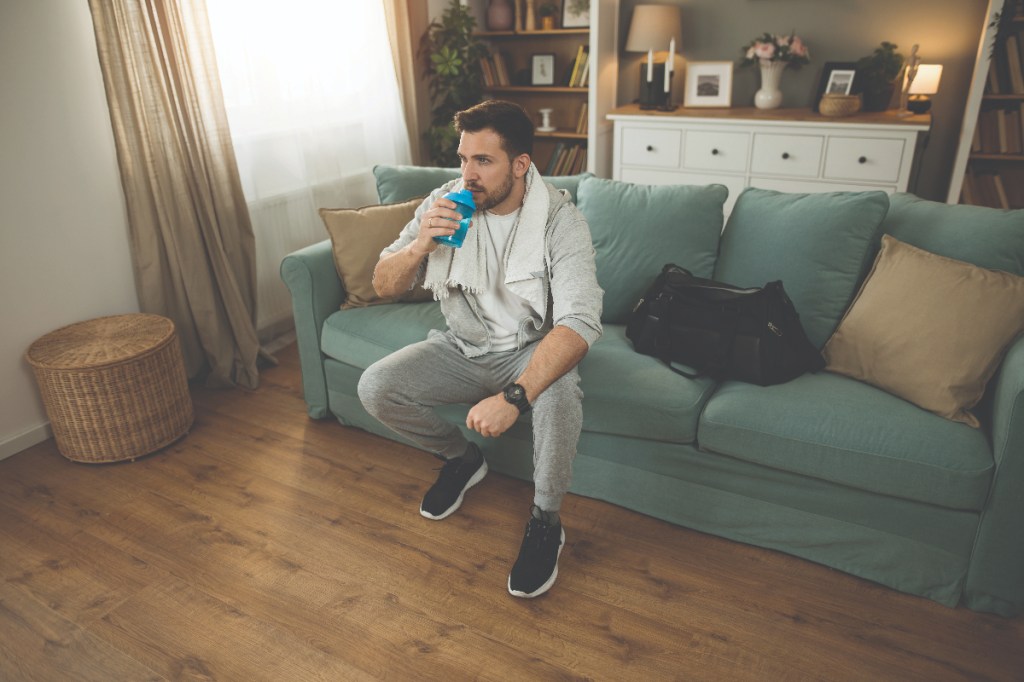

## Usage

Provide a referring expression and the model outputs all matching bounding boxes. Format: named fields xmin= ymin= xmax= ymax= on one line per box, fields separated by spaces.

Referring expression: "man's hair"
xmin=453 ymin=100 xmax=534 ymax=159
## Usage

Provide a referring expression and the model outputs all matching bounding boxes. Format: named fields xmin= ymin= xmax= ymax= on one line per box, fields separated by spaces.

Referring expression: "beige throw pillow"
xmin=320 ymin=198 xmax=434 ymax=309
xmin=824 ymin=235 xmax=1024 ymax=427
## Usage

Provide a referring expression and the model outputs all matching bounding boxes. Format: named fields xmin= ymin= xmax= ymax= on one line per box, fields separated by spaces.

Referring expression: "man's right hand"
xmin=410 ymin=196 xmax=471 ymax=256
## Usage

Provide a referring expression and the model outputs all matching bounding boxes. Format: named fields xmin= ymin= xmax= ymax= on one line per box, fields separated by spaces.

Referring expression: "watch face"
xmin=506 ymin=385 xmax=525 ymax=401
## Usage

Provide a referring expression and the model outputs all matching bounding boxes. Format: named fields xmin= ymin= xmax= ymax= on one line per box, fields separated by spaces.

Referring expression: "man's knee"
xmin=357 ymin=361 xmax=392 ymax=417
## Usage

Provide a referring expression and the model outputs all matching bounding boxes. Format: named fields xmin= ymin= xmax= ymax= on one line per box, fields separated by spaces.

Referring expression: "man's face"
xmin=457 ymin=129 xmax=527 ymax=213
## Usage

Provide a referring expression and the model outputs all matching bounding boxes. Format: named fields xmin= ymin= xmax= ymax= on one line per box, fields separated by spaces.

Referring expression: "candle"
xmin=663 ymin=38 xmax=671 ymax=91
xmin=664 ymin=38 xmax=675 ymax=93
xmin=647 ymin=49 xmax=653 ymax=82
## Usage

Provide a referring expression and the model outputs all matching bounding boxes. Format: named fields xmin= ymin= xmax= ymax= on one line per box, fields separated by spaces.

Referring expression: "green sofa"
xmin=281 ymin=165 xmax=1024 ymax=617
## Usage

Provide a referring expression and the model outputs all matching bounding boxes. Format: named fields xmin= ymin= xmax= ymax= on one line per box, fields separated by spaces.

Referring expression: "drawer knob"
xmin=646 ymin=145 xmax=654 ymax=152
xmin=781 ymin=152 xmax=791 ymax=160
xmin=858 ymin=156 xmax=868 ymax=164
xmin=711 ymin=148 xmax=720 ymax=156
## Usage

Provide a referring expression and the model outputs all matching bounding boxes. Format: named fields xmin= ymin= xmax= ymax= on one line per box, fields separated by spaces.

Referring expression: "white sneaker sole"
xmin=419 ymin=460 xmax=488 ymax=521
xmin=508 ymin=527 xmax=566 ymax=598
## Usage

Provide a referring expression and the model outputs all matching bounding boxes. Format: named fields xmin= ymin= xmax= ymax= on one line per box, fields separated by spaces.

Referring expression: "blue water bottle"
xmin=432 ymin=189 xmax=476 ymax=248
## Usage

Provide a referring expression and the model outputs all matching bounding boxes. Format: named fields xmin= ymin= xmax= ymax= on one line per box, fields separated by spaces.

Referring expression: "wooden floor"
xmin=2 ymin=345 xmax=1022 ymax=681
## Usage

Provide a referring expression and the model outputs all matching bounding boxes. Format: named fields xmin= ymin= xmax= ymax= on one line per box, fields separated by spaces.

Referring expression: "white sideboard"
xmin=608 ymin=104 xmax=931 ymax=216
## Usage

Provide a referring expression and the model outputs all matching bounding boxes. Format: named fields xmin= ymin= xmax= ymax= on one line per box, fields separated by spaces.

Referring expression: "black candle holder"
xmin=638 ymin=63 xmax=677 ymax=111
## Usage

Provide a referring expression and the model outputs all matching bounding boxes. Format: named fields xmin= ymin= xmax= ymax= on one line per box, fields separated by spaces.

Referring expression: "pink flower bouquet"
xmin=740 ymin=32 xmax=810 ymax=67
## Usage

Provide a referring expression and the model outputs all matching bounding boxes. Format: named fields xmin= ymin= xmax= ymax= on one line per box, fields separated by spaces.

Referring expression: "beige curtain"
xmin=384 ymin=0 xmax=430 ymax=166
xmin=88 ymin=0 xmax=261 ymax=389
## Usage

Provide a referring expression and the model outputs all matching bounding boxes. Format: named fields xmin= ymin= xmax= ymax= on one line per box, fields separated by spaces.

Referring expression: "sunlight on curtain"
xmin=206 ymin=1 xmax=412 ymax=343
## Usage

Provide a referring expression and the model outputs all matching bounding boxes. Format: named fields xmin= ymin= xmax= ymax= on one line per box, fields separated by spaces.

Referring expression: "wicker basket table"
xmin=26 ymin=314 xmax=193 ymax=463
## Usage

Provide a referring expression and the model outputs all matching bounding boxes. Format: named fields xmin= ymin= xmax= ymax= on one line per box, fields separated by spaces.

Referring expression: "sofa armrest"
xmin=964 ymin=334 xmax=1024 ymax=616
xmin=280 ymin=239 xmax=343 ymax=419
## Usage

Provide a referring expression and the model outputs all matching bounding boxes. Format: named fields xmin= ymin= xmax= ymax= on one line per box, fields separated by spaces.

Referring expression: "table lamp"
xmin=908 ymin=64 xmax=943 ymax=114
xmin=625 ymin=4 xmax=682 ymax=110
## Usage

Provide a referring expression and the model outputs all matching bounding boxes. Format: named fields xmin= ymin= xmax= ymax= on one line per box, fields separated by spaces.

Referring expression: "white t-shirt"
xmin=477 ymin=208 xmax=534 ymax=351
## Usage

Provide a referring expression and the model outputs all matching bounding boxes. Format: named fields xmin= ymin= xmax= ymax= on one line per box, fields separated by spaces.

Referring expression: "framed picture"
xmin=813 ymin=61 xmax=859 ymax=112
xmin=531 ymin=53 xmax=555 ymax=86
xmin=683 ymin=61 xmax=733 ymax=108
xmin=562 ymin=0 xmax=590 ymax=28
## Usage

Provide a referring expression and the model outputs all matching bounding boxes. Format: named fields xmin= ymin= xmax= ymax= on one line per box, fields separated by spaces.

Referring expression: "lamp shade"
xmin=625 ymin=4 xmax=682 ymax=53
xmin=909 ymin=64 xmax=943 ymax=95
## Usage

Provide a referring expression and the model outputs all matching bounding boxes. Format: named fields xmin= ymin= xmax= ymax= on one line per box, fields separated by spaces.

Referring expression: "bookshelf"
xmin=466 ymin=0 xmax=619 ymax=176
xmin=949 ymin=0 xmax=1024 ymax=208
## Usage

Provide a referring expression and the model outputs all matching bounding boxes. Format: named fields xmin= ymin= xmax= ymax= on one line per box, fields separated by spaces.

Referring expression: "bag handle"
xmin=654 ymin=290 xmax=705 ymax=380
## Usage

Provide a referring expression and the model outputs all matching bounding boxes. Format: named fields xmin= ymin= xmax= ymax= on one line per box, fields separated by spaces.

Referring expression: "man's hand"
xmin=410 ymin=197 xmax=469 ymax=257
xmin=466 ymin=393 xmax=520 ymax=438
xmin=372 ymin=196 xmax=470 ymax=297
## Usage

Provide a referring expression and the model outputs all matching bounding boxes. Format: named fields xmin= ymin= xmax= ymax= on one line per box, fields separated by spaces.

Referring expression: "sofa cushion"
xmin=824 ymin=235 xmax=1024 ymax=427
xmin=579 ymin=325 xmax=717 ymax=444
xmin=714 ymin=188 xmax=890 ymax=349
xmin=578 ymin=177 xmax=728 ymax=324
xmin=698 ymin=372 xmax=994 ymax=511
xmin=882 ymin=193 xmax=1024 ymax=276
xmin=321 ymin=303 xmax=446 ymax=369
xmin=373 ymin=164 xmax=592 ymax=204
xmin=319 ymin=198 xmax=434 ymax=309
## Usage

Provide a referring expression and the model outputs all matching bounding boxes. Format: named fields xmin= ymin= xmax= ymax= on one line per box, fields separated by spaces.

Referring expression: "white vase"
xmin=755 ymin=59 xmax=787 ymax=110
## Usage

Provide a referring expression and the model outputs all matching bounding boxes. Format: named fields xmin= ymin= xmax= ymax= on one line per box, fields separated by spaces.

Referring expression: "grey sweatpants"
xmin=357 ymin=329 xmax=583 ymax=512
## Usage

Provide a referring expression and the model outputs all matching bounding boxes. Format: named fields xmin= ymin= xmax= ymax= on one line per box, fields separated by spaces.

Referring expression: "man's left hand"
xmin=466 ymin=393 xmax=520 ymax=438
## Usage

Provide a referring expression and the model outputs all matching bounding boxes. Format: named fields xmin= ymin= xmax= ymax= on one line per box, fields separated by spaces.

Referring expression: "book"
xmin=978 ymin=108 xmax=1001 ymax=153
xmin=480 ymin=57 xmax=496 ymax=87
xmin=997 ymin=109 xmax=1009 ymax=153
xmin=572 ymin=50 xmax=590 ymax=87
xmin=546 ymin=142 xmax=565 ymax=175
xmin=578 ymin=53 xmax=590 ymax=87
xmin=1006 ymin=108 xmax=1022 ymax=154
xmin=492 ymin=51 xmax=511 ymax=86
xmin=573 ymin=147 xmax=588 ymax=174
xmin=575 ymin=102 xmax=589 ymax=134
xmin=567 ymin=44 xmax=586 ymax=86
xmin=1007 ymin=35 xmax=1024 ymax=93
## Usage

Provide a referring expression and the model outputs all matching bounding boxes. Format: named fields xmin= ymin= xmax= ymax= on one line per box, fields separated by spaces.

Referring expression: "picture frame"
xmin=683 ymin=61 xmax=733 ymax=108
xmin=531 ymin=53 xmax=555 ymax=86
xmin=561 ymin=0 xmax=590 ymax=29
xmin=813 ymin=61 xmax=859 ymax=112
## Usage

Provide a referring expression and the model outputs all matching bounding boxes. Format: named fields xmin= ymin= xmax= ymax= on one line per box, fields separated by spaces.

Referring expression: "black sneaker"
xmin=508 ymin=516 xmax=566 ymax=598
xmin=419 ymin=445 xmax=487 ymax=520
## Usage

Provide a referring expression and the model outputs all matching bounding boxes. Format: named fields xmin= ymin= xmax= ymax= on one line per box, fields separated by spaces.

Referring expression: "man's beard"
xmin=467 ymin=168 xmax=515 ymax=211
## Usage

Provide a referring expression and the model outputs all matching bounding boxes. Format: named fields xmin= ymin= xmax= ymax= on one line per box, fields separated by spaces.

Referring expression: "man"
xmin=357 ymin=100 xmax=602 ymax=598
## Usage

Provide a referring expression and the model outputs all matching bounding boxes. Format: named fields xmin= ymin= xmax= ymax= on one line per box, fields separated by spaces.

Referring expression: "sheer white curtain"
xmin=206 ymin=1 xmax=412 ymax=343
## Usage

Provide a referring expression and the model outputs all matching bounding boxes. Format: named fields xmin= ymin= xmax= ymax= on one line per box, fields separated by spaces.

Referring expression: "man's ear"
xmin=513 ymin=153 xmax=531 ymax=178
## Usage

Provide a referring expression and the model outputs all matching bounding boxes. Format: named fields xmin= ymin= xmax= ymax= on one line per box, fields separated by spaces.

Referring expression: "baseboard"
xmin=0 ymin=422 xmax=53 ymax=461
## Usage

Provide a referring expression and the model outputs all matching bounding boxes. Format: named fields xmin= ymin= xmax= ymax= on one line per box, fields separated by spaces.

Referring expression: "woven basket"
xmin=819 ymin=94 xmax=862 ymax=117
xmin=26 ymin=314 xmax=193 ymax=463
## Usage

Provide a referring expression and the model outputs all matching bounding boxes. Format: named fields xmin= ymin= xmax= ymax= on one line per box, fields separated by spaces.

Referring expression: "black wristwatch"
xmin=502 ymin=382 xmax=531 ymax=414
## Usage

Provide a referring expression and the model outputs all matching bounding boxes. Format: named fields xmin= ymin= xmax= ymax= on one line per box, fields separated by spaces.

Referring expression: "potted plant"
xmin=420 ymin=0 xmax=489 ymax=166
xmin=538 ymin=2 xmax=559 ymax=30
xmin=855 ymin=41 xmax=905 ymax=112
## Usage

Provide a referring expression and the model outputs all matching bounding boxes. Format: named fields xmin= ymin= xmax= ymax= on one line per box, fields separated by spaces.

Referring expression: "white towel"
xmin=424 ymin=163 xmax=549 ymax=317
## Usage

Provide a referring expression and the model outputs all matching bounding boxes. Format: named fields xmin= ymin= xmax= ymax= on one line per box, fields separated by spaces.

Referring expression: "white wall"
xmin=0 ymin=1 xmax=139 ymax=459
